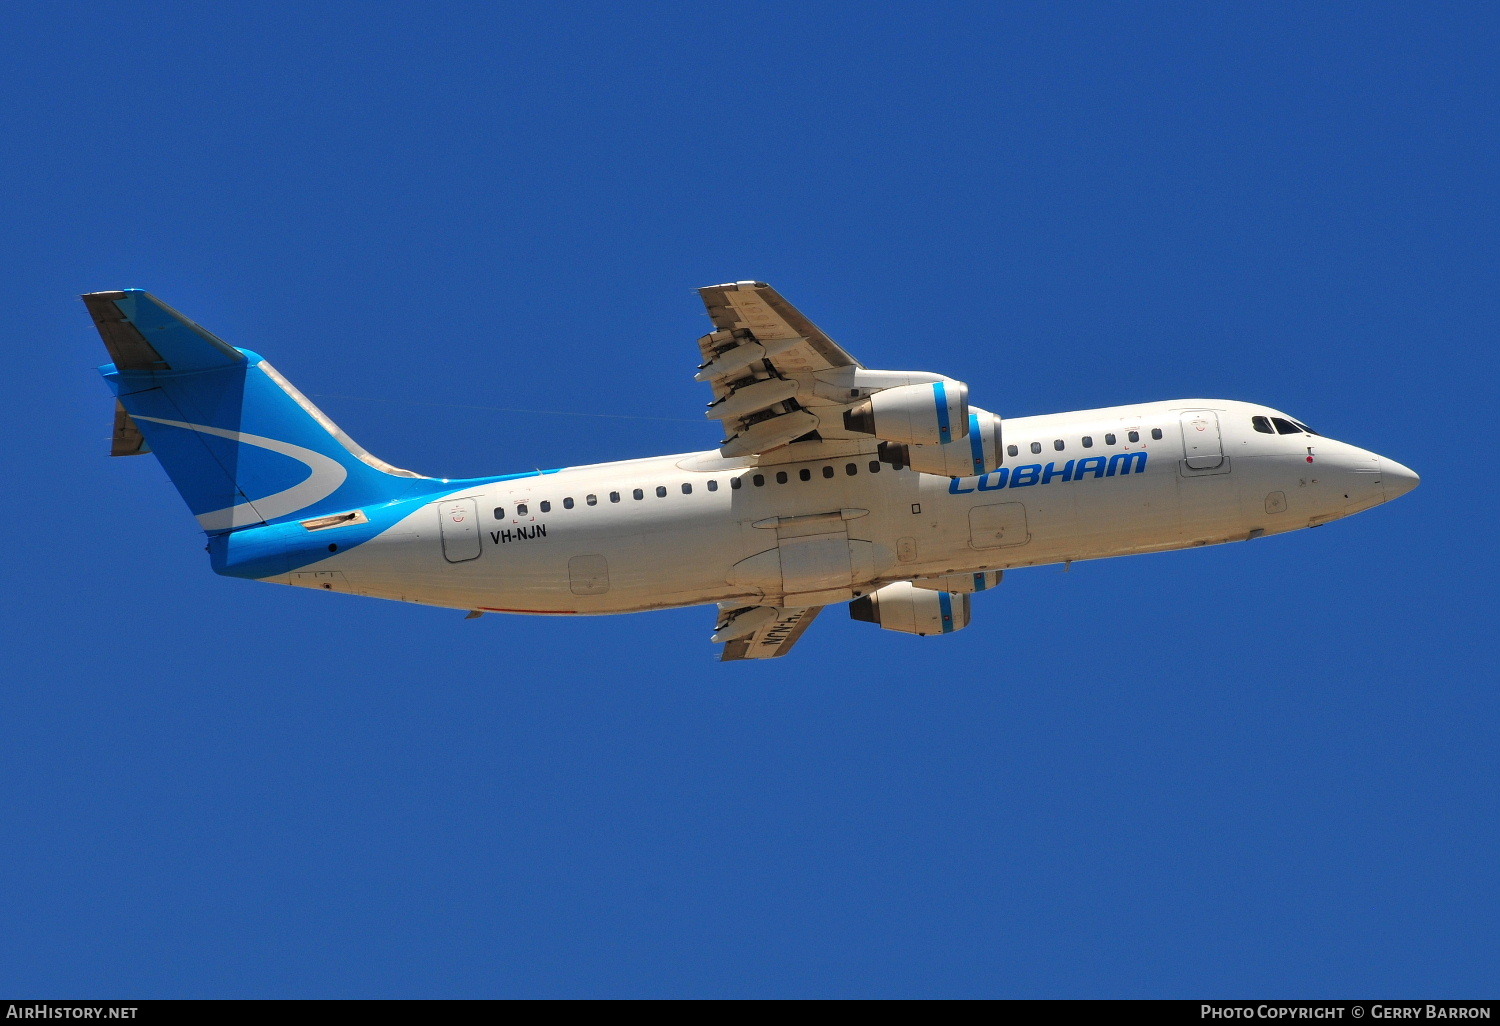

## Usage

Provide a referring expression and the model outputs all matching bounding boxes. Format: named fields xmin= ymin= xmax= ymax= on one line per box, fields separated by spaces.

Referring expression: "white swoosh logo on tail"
xmin=134 ymin=416 xmax=348 ymax=531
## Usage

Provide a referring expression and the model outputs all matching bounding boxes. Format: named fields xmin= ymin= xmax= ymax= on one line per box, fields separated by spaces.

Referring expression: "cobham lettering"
xmin=949 ymin=451 xmax=1148 ymax=495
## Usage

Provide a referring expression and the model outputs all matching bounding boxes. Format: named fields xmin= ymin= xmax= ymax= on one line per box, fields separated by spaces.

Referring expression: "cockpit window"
xmin=1252 ymin=416 xmax=1274 ymax=434
xmin=1292 ymin=420 xmax=1319 ymax=436
xmin=1272 ymin=417 xmax=1304 ymax=435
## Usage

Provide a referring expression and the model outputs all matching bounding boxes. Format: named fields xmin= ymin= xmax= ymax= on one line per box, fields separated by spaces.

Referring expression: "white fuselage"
xmin=271 ymin=399 xmax=1415 ymax=616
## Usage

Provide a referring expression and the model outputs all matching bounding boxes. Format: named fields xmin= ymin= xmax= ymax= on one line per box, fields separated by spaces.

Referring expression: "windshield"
xmin=1257 ymin=415 xmax=1319 ymax=436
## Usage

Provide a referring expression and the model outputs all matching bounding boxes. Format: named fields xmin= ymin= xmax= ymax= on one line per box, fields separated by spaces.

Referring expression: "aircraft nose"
xmin=1381 ymin=458 xmax=1420 ymax=502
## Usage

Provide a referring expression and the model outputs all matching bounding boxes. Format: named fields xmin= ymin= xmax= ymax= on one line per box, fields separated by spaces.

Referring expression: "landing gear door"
xmin=438 ymin=498 xmax=482 ymax=563
xmin=1180 ymin=411 xmax=1225 ymax=470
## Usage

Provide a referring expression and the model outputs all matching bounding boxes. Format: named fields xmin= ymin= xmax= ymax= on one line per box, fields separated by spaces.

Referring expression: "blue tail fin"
xmin=88 ymin=290 xmax=432 ymax=533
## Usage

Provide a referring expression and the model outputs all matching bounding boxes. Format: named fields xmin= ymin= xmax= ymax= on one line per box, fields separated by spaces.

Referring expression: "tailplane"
xmin=88 ymin=290 xmax=431 ymax=533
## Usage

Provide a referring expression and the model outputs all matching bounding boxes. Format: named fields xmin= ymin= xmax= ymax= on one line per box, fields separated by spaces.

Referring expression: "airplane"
xmin=87 ymin=281 xmax=1418 ymax=661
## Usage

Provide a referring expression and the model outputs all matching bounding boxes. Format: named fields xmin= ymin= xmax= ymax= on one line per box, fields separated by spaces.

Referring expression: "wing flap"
xmin=697 ymin=281 xmax=860 ymax=374
xmin=696 ymin=282 xmax=875 ymax=463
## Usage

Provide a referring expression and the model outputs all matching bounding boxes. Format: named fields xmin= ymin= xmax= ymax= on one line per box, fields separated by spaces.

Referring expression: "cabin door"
xmin=1180 ymin=411 xmax=1225 ymax=470
xmin=438 ymin=498 xmax=482 ymax=562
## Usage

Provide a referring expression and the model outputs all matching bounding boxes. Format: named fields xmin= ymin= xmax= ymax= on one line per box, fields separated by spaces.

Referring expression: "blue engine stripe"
xmin=933 ymin=381 xmax=951 ymax=443
xmin=968 ymin=412 xmax=984 ymax=473
xmin=937 ymin=590 xmax=954 ymax=633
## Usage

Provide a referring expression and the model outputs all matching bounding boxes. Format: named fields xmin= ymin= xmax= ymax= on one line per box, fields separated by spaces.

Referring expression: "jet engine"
xmin=848 ymin=581 xmax=971 ymax=636
xmin=842 ymin=380 xmax=970 ymax=447
xmin=841 ymin=379 xmax=1003 ymax=478
xmin=878 ymin=408 xmax=1004 ymax=478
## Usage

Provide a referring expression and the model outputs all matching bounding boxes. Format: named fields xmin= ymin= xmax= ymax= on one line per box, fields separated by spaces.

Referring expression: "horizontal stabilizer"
xmin=84 ymin=290 xmax=244 ymax=373
xmin=110 ymin=401 xmax=150 ymax=456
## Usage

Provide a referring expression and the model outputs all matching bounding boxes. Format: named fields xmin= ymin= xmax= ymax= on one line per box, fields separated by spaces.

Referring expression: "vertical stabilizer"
xmin=88 ymin=290 xmax=432 ymax=533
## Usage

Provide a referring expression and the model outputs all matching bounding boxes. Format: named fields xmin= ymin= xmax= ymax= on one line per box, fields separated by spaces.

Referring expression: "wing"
xmin=714 ymin=603 xmax=823 ymax=661
xmin=694 ymin=281 xmax=1006 ymax=476
xmin=696 ymin=281 xmax=879 ymax=464
xmin=698 ymin=281 xmax=861 ymax=376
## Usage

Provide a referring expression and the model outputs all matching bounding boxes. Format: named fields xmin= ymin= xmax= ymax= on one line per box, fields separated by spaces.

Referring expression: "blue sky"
xmin=2 ymin=1 xmax=1495 ymax=998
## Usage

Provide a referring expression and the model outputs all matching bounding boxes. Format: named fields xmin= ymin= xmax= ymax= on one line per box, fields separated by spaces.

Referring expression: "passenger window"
xmin=681 ymin=483 xmax=692 ymax=495
xmin=609 ymin=491 xmax=620 ymax=503
xmin=868 ymin=461 xmax=881 ymax=473
xmin=516 ymin=503 xmax=528 ymax=516
xmin=1007 ymin=444 xmax=1018 ymax=457
xmin=799 ymin=469 xmax=811 ymax=482
xmin=775 ymin=471 xmax=788 ymax=484
xmin=1273 ymin=417 xmax=1303 ymax=435
xmin=1053 ymin=439 xmax=1064 ymax=451
xmin=1082 ymin=436 xmax=1093 ymax=448
xmin=822 ymin=466 xmax=834 ymax=479
xmin=1128 ymin=430 xmax=1140 ymax=443
xmin=1105 ymin=433 xmax=1116 ymax=445
xmin=540 ymin=501 xmax=551 ymax=513
xmin=493 ymin=507 xmax=505 ymax=519
xmin=1030 ymin=442 xmax=1042 ymax=454
xmin=1151 ymin=428 xmax=1163 ymax=440
xmin=707 ymin=480 xmax=718 ymax=492
xmin=586 ymin=494 xmax=597 ymax=506
xmin=655 ymin=485 xmax=667 ymax=498
xmin=753 ymin=474 xmax=765 ymax=487
xmin=731 ymin=477 xmax=742 ymax=490
xmin=1252 ymin=416 xmax=1275 ymax=434
xmin=632 ymin=488 xmax=643 ymax=500
xmin=563 ymin=497 xmax=574 ymax=509
xmin=846 ymin=463 xmax=858 ymax=476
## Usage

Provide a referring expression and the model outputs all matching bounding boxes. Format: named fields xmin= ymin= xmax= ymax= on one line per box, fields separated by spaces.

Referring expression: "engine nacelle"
xmin=911 ymin=570 xmax=1002 ymax=593
xmin=848 ymin=581 xmax=971 ymax=636
xmin=879 ymin=408 xmax=1003 ymax=478
xmin=843 ymin=380 xmax=969 ymax=447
